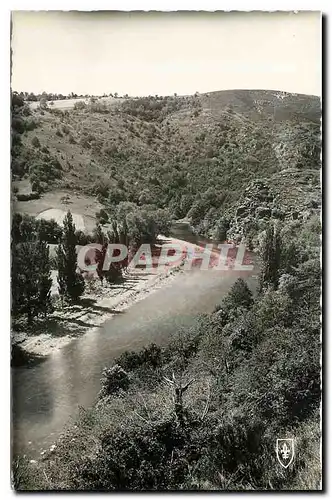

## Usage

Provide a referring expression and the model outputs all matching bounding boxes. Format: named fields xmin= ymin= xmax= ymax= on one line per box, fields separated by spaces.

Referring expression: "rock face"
xmin=234 ymin=181 xmax=275 ymax=223
xmin=228 ymin=176 xmax=320 ymax=244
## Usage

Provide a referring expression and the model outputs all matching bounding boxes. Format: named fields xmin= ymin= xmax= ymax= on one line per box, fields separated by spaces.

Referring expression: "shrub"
xmin=11 ymin=117 xmax=25 ymax=134
xmin=16 ymin=192 xmax=40 ymax=201
xmin=62 ymin=124 xmax=70 ymax=134
xmin=37 ymin=218 xmax=63 ymax=243
xmin=31 ymin=136 xmax=41 ymax=148
xmin=75 ymin=230 xmax=92 ymax=246
xmin=29 ymin=154 xmax=63 ymax=187
xmin=89 ymin=101 xmax=110 ymax=114
xmin=73 ymin=100 xmax=87 ymax=110
xmin=115 ymin=344 xmax=163 ymax=372
xmin=223 ymin=278 xmax=253 ymax=310
xmin=98 ymin=365 xmax=130 ymax=399
xmin=95 ymin=209 xmax=109 ymax=225
xmin=92 ymin=180 xmax=110 ymax=199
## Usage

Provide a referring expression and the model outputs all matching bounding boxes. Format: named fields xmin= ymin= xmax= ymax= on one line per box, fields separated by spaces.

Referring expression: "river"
xmin=12 ymin=226 xmax=259 ymax=457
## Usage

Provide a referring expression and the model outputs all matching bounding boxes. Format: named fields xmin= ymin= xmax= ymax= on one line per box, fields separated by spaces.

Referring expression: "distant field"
xmin=13 ymin=190 xmax=102 ymax=233
xmin=29 ymin=96 xmax=119 ymax=111
xmin=36 ymin=208 xmax=86 ymax=230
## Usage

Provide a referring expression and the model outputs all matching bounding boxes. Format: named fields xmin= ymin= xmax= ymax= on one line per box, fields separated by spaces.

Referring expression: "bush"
xmin=25 ymin=118 xmax=38 ymax=131
xmin=11 ymin=213 xmax=63 ymax=244
xmin=73 ymin=100 xmax=87 ymax=110
xmin=29 ymin=154 xmax=63 ymax=187
xmin=12 ymin=117 xmax=25 ymax=134
xmin=89 ymin=101 xmax=110 ymax=114
xmin=95 ymin=208 xmax=109 ymax=224
xmin=75 ymin=230 xmax=92 ymax=246
xmin=93 ymin=181 xmax=110 ymax=199
xmin=37 ymin=218 xmax=63 ymax=243
xmin=104 ymin=262 xmax=122 ymax=283
xmin=223 ymin=278 xmax=253 ymax=310
xmin=98 ymin=365 xmax=130 ymax=399
xmin=16 ymin=192 xmax=40 ymax=201
xmin=31 ymin=136 xmax=41 ymax=148
xmin=115 ymin=344 xmax=163 ymax=372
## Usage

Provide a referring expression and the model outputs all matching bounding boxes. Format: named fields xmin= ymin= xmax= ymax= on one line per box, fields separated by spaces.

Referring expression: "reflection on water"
xmin=12 ymin=226 xmax=259 ymax=457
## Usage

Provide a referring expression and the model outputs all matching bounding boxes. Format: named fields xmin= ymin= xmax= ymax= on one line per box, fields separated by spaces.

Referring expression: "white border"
xmin=1 ymin=1 xmax=327 ymax=498
xmin=2 ymin=1 xmax=331 ymax=11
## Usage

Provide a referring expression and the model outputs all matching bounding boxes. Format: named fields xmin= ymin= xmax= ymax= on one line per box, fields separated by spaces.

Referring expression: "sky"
xmin=11 ymin=10 xmax=321 ymax=97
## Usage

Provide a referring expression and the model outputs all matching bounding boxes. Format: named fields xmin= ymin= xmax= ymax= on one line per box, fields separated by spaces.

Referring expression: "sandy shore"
xmin=12 ymin=237 xmax=200 ymax=358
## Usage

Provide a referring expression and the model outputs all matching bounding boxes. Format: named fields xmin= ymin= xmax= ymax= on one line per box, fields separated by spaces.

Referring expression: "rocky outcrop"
xmin=227 ymin=177 xmax=320 ymax=245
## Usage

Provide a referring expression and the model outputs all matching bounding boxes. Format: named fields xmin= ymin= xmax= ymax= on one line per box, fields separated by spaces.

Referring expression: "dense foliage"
xmin=11 ymin=89 xmax=321 ymax=491
xmin=16 ymin=213 xmax=321 ymax=490
xmin=11 ymin=213 xmax=63 ymax=244
xmin=11 ymin=237 xmax=53 ymax=323
xmin=12 ymin=90 xmax=320 ymax=241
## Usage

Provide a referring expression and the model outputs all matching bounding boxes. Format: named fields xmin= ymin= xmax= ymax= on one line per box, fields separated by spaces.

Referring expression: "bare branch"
xmin=163 ymin=376 xmax=174 ymax=385
xmin=201 ymin=360 xmax=218 ymax=376
xmin=201 ymin=384 xmax=211 ymax=421
xmin=138 ymin=392 xmax=151 ymax=420
xmin=133 ymin=410 xmax=150 ymax=424
xmin=182 ymin=378 xmax=195 ymax=392
xmin=224 ymin=358 xmax=229 ymax=374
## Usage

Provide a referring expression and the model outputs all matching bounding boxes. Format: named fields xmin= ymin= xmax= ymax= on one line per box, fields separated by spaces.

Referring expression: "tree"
xmin=93 ymin=223 xmax=107 ymax=245
xmin=11 ymin=214 xmax=62 ymax=244
xmin=214 ymin=216 xmax=229 ymax=241
xmin=56 ymin=245 xmax=67 ymax=306
xmin=36 ymin=240 xmax=53 ymax=317
xmin=57 ymin=211 xmax=85 ymax=302
xmin=95 ymin=242 xmax=107 ymax=284
xmin=104 ymin=261 xmax=122 ymax=284
xmin=224 ymin=278 xmax=253 ymax=310
xmin=99 ymin=365 xmax=130 ymax=399
xmin=96 ymin=209 xmax=109 ymax=225
xmin=12 ymin=242 xmax=27 ymax=318
xmin=39 ymin=97 xmax=48 ymax=110
xmin=259 ymin=223 xmax=281 ymax=291
xmin=154 ymin=208 xmax=172 ymax=237
xmin=11 ymin=240 xmax=53 ymax=323
xmin=37 ymin=218 xmax=62 ymax=243
xmin=31 ymin=136 xmax=41 ymax=148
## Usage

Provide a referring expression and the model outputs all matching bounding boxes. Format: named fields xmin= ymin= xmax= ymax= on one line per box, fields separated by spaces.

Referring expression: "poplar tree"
xmin=36 ymin=240 xmax=53 ymax=317
xmin=57 ymin=211 xmax=85 ymax=302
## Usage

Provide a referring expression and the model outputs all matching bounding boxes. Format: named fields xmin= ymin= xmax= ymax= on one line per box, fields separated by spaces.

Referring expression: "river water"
xmin=12 ymin=226 xmax=258 ymax=457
